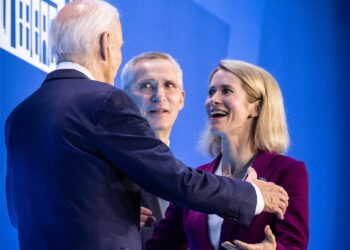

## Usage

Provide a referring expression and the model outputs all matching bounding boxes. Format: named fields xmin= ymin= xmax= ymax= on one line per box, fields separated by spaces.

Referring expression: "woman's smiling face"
xmin=205 ymin=69 xmax=258 ymax=137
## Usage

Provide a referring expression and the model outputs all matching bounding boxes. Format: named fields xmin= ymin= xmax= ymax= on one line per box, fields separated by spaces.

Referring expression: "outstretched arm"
xmin=96 ymin=89 xmax=289 ymax=225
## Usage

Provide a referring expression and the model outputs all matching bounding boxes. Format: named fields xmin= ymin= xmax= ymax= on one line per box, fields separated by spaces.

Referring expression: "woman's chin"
xmin=210 ymin=127 xmax=225 ymax=136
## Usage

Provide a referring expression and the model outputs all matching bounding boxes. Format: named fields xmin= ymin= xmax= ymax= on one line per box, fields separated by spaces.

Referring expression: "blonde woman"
xmin=147 ymin=60 xmax=309 ymax=250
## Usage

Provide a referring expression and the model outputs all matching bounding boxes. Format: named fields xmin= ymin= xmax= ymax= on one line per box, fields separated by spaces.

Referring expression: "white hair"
xmin=50 ymin=0 xmax=119 ymax=64
xmin=121 ymin=52 xmax=183 ymax=91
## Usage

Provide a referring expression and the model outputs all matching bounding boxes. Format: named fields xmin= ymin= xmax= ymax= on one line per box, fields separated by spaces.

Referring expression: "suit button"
xmin=223 ymin=209 xmax=239 ymax=221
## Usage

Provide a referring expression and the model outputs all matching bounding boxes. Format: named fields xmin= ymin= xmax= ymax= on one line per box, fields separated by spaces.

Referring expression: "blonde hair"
xmin=199 ymin=60 xmax=289 ymax=156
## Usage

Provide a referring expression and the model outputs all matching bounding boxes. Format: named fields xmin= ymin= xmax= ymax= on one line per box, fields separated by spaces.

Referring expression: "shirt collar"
xmin=56 ymin=62 xmax=95 ymax=80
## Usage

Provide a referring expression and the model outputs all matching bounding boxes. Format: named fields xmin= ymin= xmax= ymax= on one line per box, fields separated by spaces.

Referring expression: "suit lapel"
xmin=252 ymin=151 xmax=278 ymax=180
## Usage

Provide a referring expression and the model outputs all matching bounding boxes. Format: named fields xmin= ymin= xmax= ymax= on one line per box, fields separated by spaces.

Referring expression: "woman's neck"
xmin=220 ymin=133 xmax=256 ymax=177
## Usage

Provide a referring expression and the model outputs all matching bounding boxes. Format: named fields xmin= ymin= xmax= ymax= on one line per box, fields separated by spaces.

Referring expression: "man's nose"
xmin=151 ymin=85 xmax=166 ymax=102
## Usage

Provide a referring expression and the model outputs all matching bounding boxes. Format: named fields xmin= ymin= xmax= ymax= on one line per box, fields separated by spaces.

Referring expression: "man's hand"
xmin=246 ymin=168 xmax=289 ymax=220
xmin=140 ymin=206 xmax=156 ymax=229
xmin=221 ymin=225 xmax=277 ymax=250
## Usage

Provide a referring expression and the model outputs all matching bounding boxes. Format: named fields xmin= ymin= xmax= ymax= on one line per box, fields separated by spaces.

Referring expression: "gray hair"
xmin=50 ymin=0 xmax=119 ymax=64
xmin=121 ymin=52 xmax=183 ymax=91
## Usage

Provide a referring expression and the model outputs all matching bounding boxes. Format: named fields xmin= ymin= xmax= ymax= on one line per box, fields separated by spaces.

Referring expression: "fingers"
xmin=254 ymin=180 xmax=289 ymax=219
xmin=275 ymin=207 xmax=284 ymax=220
xmin=140 ymin=213 xmax=153 ymax=222
xmin=222 ymin=226 xmax=276 ymax=250
xmin=279 ymin=196 xmax=289 ymax=219
xmin=271 ymin=198 xmax=285 ymax=220
xmin=247 ymin=175 xmax=289 ymax=219
xmin=221 ymin=241 xmax=239 ymax=250
xmin=140 ymin=206 xmax=155 ymax=229
xmin=140 ymin=206 xmax=152 ymax=215
xmin=140 ymin=206 xmax=152 ymax=221
xmin=276 ymin=186 xmax=289 ymax=219
xmin=264 ymin=225 xmax=276 ymax=243
xmin=233 ymin=240 xmax=254 ymax=250
xmin=278 ymin=186 xmax=288 ymax=199
xmin=245 ymin=167 xmax=257 ymax=181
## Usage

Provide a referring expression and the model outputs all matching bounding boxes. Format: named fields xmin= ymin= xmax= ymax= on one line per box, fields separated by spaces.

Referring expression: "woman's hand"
xmin=221 ymin=225 xmax=277 ymax=250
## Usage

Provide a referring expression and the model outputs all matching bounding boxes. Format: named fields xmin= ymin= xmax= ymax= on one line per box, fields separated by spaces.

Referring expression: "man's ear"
xmin=99 ymin=32 xmax=109 ymax=61
xmin=179 ymin=90 xmax=185 ymax=111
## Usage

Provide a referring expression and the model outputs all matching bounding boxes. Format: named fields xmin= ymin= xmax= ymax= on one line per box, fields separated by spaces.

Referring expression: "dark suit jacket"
xmin=147 ymin=151 xmax=309 ymax=250
xmin=140 ymin=190 xmax=163 ymax=250
xmin=5 ymin=69 xmax=257 ymax=250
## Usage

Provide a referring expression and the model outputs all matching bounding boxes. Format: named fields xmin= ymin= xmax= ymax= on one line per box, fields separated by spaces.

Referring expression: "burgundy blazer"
xmin=146 ymin=151 xmax=309 ymax=250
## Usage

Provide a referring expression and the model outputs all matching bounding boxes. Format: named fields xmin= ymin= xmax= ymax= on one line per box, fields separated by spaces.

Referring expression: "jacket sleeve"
xmin=275 ymin=161 xmax=309 ymax=250
xmin=95 ymin=89 xmax=257 ymax=225
xmin=145 ymin=203 xmax=188 ymax=250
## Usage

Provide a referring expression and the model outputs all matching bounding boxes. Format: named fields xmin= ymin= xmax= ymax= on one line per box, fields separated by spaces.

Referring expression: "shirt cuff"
xmin=251 ymin=183 xmax=264 ymax=215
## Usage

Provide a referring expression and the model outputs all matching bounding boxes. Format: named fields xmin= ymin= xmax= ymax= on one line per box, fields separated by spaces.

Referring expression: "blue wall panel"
xmin=258 ymin=2 xmax=340 ymax=249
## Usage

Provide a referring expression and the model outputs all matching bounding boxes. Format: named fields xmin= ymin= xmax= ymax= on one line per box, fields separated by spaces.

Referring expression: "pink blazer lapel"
xmin=252 ymin=151 xmax=278 ymax=180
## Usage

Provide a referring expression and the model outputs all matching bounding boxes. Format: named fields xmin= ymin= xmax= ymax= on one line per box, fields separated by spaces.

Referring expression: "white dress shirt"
xmin=56 ymin=62 xmax=95 ymax=80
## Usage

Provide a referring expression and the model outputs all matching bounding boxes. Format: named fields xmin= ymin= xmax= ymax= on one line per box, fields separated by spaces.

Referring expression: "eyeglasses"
xmin=130 ymin=80 xmax=181 ymax=95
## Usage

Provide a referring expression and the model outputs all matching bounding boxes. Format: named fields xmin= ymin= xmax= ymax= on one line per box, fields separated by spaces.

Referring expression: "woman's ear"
xmin=250 ymin=100 xmax=261 ymax=118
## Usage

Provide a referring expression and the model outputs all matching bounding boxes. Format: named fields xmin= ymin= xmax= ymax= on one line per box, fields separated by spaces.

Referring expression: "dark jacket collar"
xmin=42 ymin=69 xmax=89 ymax=85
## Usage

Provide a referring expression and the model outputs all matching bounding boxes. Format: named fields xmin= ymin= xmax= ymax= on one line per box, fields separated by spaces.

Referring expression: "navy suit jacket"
xmin=5 ymin=69 xmax=257 ymax=250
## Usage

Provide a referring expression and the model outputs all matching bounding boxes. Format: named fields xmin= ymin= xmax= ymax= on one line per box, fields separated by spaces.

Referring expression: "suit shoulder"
xmin=269 ymin=153 xmax=307 ymax=174
xmin=261 ymin=151 xmax=303 ymax=165
xmin=97 ymin=85 xmax=140 ymax=113
xmin=82 ymin=79 xmax=116 ymax=94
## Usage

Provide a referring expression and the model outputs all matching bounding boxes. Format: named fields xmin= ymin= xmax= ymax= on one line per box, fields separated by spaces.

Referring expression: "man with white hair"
xmin=5 ymin=1 xmax=289 ymax=249
xmin=121 ymin=52 xmax=185 ymax=246
xmin=122 ymin=52 xmax=185 ymax=147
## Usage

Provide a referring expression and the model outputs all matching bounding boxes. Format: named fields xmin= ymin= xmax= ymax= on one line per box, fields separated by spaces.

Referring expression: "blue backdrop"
xmin=1 ymin=0 xmax=349 ymax=249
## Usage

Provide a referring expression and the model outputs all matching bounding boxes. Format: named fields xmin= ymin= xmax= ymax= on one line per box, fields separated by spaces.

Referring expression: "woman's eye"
xmin=222 ymin=88 xmax=233 ymax=95
xmin=208 ymin=89 xmax=216 ymax=97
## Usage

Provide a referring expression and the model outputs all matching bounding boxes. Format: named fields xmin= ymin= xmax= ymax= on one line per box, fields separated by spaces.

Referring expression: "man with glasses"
xmin=121 ymin=52 xmax=185 ymax=247
xmin=122 ymin=52 xmax=184 ymax=146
